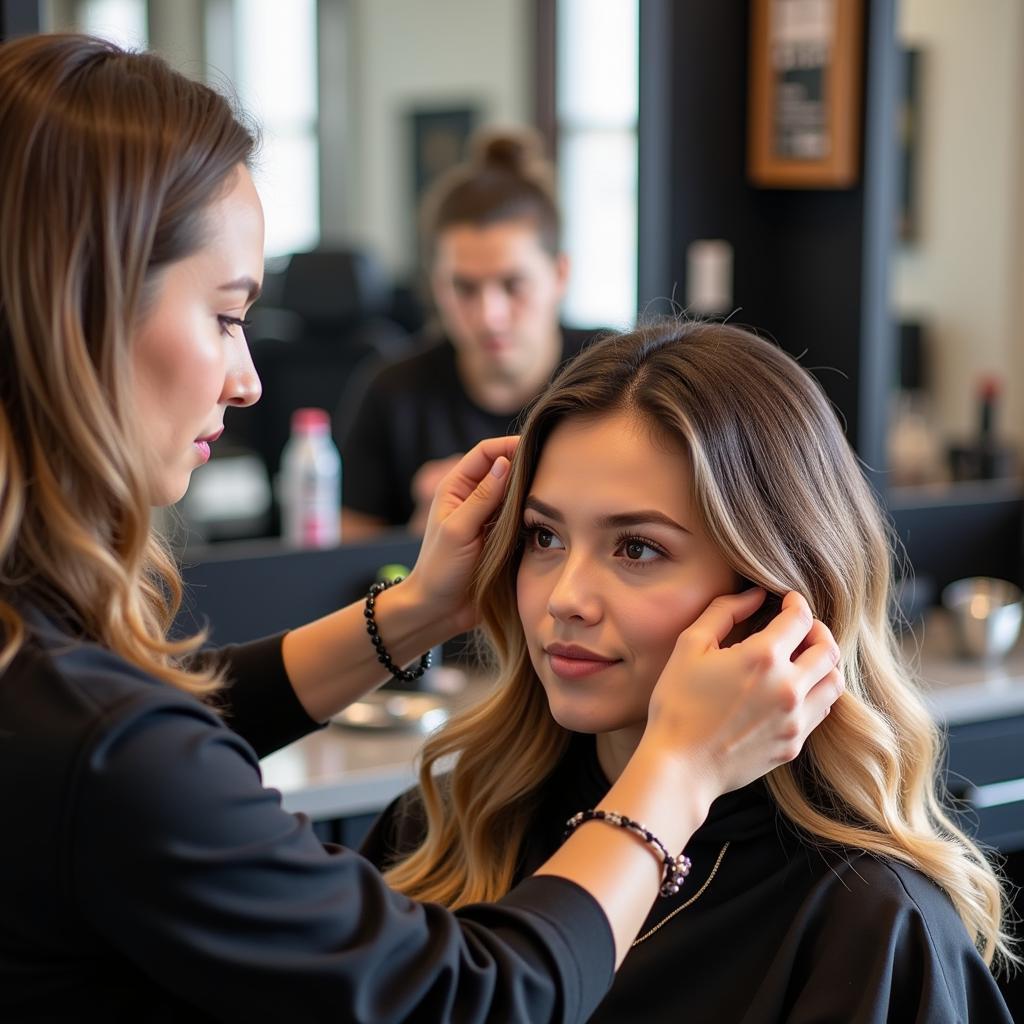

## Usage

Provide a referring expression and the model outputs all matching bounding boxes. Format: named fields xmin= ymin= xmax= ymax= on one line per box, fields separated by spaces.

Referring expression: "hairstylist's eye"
xmin=613 ymin=533 xmax=666 ymax=566
xmin=218 ymin=315 xmax=251 ymax=337
xmin=521 ymin=522 xmax=565 ymax=553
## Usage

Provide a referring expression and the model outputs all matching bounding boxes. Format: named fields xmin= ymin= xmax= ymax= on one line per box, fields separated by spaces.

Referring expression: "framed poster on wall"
xmin=409 ymin=106 xmax=478 ymax=267
xmin=748 ymin=0 xmax=864 ymax=188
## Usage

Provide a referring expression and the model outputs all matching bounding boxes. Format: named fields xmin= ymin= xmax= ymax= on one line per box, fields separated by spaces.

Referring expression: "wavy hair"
xmin=385 ymin=319 xmax=1015 ymax=969
xmin=0 ymin=34 xmax=256 ymax=692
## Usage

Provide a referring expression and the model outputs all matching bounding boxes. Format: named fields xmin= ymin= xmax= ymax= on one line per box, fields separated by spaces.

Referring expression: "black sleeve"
xmin=359 ymin=785 xmax=430 ymax=870
xmin=70 ymin=698 xmax=614 ymax=1023
xmin=780 ymin=858 xmax=1013 ymax=1023
xmin=334 ymin=362 xmax=405 ymax=524
xmin=195 ymin=633 xmax=324 ymax=759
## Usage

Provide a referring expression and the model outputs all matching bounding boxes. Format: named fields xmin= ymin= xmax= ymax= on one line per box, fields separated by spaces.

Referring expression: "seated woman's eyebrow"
xmin=524 ymin=496 xmax=565 ymax=522
xmin=597 ymin=511 xmax=691 ymax=534
xmin=524 ymin=497 xmax=690 ymax=534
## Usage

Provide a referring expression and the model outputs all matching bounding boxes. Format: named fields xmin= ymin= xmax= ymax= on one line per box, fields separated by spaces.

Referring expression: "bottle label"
xmin=281 ymin=435 xmax=341 ymax=548
xmin=293 ymin=463 xmax=340 ymax=547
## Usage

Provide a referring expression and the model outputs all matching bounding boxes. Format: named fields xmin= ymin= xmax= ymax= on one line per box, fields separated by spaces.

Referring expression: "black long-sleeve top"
xmin=362 ymin=732 xmax=1014 ymax=1023
xmin=0 ymin=606 xmax=613 ymax=1022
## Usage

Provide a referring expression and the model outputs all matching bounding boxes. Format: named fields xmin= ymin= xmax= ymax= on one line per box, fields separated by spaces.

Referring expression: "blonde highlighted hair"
xmin=386 ymin=320 xmax=1016 ymax=970
xmin=0 ymin=34 xmax=256 ymax=693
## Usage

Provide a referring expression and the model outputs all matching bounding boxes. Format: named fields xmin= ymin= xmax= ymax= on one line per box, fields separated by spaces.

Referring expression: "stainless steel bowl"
xmin=331 ymin=691 xmax=451 ymax=732
xmin=941 ymin=577 xmax=1023 ymax=661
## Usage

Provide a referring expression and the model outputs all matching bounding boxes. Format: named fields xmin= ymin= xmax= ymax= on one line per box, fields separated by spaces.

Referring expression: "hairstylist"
xmin=0 ymin=34 xmax=844 ymax=1023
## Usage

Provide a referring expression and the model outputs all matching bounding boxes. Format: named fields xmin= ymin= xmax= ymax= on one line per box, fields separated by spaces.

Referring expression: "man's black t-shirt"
xmin=334 ymin=326 xmax=598 ymax=526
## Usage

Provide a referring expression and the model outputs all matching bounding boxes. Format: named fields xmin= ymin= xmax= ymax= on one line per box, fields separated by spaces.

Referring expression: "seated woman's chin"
xmin=545 ymin=700 xmax=640 ymax=737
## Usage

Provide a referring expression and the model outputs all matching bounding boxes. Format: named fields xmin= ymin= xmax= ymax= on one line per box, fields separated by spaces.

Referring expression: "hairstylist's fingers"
xmin=791 ymin=624 xmax=842 ymax=698
xmin=436 ymin=436 xmax=519 ymax=507
xmin=680 ymin=588 xmax=766 ymax=651
xmin=746 ymin=591 xmax=814 ymax=656
xmin=440 ymin=448 xmax=515 ymax=541
xmin=790 ymin=616 xmax=836 ymax=662
xmin=801 ymin=667 xmax=846 ymax=732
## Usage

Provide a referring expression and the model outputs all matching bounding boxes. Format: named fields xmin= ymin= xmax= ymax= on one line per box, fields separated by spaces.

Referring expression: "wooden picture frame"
xmin=748 ymin=0 xmax=864 ymax=188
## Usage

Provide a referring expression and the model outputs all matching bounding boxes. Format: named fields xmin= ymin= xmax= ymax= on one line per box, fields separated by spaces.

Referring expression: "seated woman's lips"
xmin=545 ymin=643 xmax=621 ymax=680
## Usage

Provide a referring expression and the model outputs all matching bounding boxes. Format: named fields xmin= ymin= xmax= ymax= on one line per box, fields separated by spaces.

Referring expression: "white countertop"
xmin=261 ymin=615 xmax=1024 ymax=821
xmin=260 ymin=668 xmax=488 ymax=821
xmin=906 ymin=611 xmax=1024 ymax=725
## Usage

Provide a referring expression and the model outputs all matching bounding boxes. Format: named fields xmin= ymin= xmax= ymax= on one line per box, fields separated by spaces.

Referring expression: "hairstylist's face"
xmin=431 ymin=219 xmax=568 ymax=384
xmin=133 ymin=165 xmax=264 ymax=506
xmin=516 ymin=411 xmax=740 ymax=736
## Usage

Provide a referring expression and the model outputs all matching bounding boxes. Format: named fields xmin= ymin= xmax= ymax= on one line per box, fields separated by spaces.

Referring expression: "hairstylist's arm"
xmin=536 ymin=589 xmax=844 ymax=967
xmin=281 ymin=437 xmax=517 ymax=722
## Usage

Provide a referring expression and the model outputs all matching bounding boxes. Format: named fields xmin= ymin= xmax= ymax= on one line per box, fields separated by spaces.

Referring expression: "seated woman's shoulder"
xmin=816 ymin=848 xmax=977 ymax=950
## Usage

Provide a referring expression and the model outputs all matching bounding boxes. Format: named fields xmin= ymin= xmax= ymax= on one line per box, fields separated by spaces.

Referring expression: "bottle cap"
xmin=978 ymin=376 xmax=1001 ymax=401
xmin=291 ymin=407 xmax=330 ymax=434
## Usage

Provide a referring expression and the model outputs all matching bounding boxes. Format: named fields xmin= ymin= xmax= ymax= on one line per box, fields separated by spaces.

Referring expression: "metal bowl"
xmin=331 ymin=691 xmax=451 ymax=733
xmin=941 ymin=577 xmax=1023 ymax=661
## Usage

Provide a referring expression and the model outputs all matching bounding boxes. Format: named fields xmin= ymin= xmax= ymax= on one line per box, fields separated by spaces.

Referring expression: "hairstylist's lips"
xmin=193 ymin=426 xmax=223 ymax=464
xmin=544 ymin=642 xmax=622 ymax=680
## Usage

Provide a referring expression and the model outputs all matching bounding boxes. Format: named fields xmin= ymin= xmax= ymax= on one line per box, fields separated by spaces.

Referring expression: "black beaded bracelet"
xmin=363 ymin=578 xmax=432 ymax=683
xmin=565 ymin=809 xmax=692 ymax=898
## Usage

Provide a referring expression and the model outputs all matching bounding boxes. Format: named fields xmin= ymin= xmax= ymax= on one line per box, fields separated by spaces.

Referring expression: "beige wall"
xmin=894 ymin=0 xmax=1024 ymax=448
xmin=336 ymin=0 xmax=530 ymax=275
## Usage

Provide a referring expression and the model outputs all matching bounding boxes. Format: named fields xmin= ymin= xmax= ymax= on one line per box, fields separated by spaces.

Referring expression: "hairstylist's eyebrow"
xmin=524 ymin=497 xmax=691 ymax=535
xmin=219 ymin=276 xmax=262 ymax=303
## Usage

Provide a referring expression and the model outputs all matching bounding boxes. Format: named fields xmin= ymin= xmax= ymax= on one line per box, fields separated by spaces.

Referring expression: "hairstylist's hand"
xmin=404 ymin=436 xmax=518 ymax=634
xmin=644 ymin=589 xmax=843 ymax=812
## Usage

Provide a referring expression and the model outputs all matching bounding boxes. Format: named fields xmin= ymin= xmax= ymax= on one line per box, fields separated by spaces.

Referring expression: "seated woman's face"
xmin=516 ymin=410 xmax=739 ymax=735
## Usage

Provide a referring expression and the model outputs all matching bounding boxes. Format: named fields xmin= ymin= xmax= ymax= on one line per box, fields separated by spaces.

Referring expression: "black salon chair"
xmin=221 ymin=247 xmax=411 ymax=499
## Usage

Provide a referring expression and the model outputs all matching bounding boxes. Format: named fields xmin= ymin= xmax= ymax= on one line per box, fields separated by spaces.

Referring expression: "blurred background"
xmin=3 ymin=0 xmax=1020 ymax=560
xmin=2 ymin=7 xmax=1022 ymax=1011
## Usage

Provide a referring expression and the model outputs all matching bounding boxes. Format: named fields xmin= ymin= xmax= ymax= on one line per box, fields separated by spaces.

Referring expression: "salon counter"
xmin=260 ymin=614 xmax=1024 ymax=853
xmin=912 ymin=612 xmax=1024 ymax=725
xmin=260 ymin=668 xmax=491 ymax=822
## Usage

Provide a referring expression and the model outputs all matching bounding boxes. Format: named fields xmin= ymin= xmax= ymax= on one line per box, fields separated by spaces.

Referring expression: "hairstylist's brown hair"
xmin=385 ymin=319 xmax=1016 ymax=970
xmin=0 ymin=34 xmax=256 ymax=692
xmin=420 ymin=127 xmax=561 ymax=261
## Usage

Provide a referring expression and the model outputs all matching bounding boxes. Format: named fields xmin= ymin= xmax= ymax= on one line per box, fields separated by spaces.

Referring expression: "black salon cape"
xmin=362 ymin=732 xmax=1014 ymax=1023
xmin=0 ymin=607 xmax=613 ymax=1023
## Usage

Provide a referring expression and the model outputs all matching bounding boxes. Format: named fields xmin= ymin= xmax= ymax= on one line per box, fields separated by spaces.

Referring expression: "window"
xmin=77 ymin=0 xmax=147 ymax=49
xmin=206 ymin=0 xmax=320 ymax=259
xmin=556 ymin=0 xmax=639 ymax=329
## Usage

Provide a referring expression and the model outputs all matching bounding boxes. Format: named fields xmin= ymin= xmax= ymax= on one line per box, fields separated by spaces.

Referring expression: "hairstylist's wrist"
xmin=369 ymin=573 xmax=451 ymax=663
xmin=601 ymin=737 xmax=717 ymax=857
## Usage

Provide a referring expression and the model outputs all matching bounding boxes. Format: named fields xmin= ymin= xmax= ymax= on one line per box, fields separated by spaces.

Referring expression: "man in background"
xmin=335 ymin=127 xmax=599 ymax=538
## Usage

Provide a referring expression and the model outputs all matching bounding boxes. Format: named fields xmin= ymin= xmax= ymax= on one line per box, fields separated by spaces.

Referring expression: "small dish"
xmin=331 ymin=691 xmax=451 ymax=733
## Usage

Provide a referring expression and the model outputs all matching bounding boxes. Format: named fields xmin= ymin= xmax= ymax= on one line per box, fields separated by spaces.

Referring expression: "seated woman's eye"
xmin=615 ymin=535 xmax=665 ymax=563
xmin=522 ymin=524 xmax=563 ymax=551
xmin=535 ymin=527 xmax=557 ymax=549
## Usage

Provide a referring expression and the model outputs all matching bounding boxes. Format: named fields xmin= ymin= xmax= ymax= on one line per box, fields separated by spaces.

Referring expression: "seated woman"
xmin=361 ymin=320 xmax=1016 ymax=1022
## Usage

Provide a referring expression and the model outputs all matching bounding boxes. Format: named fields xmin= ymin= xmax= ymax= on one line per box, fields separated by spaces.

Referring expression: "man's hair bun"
xmin=473 ymin=129 xmax=545 ymax=177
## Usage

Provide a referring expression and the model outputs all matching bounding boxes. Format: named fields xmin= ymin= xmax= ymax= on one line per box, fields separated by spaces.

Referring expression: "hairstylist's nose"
xmin=224 ymin=339 xmax=262 ymax=407
xmin=547 ymin=556 xmax=602 ymax=625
